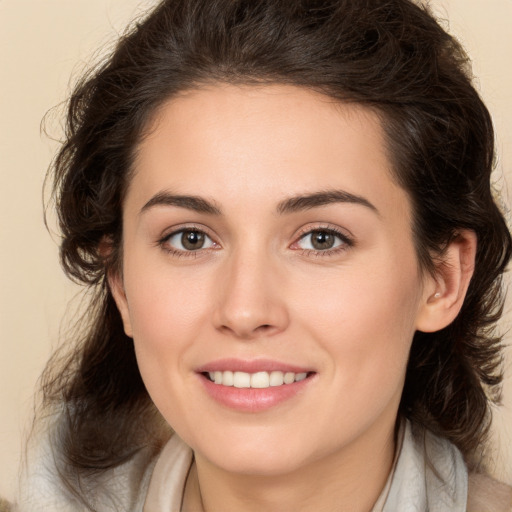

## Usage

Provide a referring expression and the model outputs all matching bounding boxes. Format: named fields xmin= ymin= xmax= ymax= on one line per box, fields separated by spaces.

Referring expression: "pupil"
xmin=182 ymin=230 xmax=205 ymax=250
xmin=312 ymin=231 xmax=334 ymax=250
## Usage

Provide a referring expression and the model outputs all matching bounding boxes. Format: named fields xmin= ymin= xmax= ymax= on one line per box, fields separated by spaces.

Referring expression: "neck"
xmin=182 ymin=418 xmax=398 ymax=512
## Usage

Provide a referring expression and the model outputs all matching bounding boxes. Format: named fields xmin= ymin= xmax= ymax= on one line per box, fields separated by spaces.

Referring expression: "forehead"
xmin=128 ymin=84 xmax=410 ymax=222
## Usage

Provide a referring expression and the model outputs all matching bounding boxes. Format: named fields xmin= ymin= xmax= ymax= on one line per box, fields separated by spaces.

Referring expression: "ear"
xmin=415 ymin=230 xmax=477 ymax=333
xmin=108 ymin=269 xmax=134 ymax=338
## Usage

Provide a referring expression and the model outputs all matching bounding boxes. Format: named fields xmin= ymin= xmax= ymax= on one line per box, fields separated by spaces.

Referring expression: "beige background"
xmin=1 ymin=0 xmax=511 ymax=502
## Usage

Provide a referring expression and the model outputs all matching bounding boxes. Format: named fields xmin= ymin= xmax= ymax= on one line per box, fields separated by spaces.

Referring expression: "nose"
xmin=213 ymin=249 xmax=289 ymax=340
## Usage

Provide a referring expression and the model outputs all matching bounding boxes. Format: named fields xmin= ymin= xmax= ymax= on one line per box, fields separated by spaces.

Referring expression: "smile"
xmin=206 ymin=370 xmax=309 ymax=388
xmin=197 ymin=360 xmax=316 ymax=412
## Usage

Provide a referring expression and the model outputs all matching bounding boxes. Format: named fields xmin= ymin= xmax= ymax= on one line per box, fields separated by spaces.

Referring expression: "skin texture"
xmin=110 ymin=84 xmax=476 ymax=512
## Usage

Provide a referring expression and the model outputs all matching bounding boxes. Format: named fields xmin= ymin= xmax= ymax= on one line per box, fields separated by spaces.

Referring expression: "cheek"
xmin=124 ymin=276 xmax=213 ymax=437
xmin=122 ymin=258 xmax=214 ymax=396
xmin=296 ymin=254 xmax=422 ymax=393
xmin=125 ymin=255 xmax=211 ymax=341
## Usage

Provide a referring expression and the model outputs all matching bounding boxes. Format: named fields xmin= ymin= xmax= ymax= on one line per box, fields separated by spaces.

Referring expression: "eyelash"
xmin=292 ymin=225 xmax=354 ymax=257
xmin=158 ymin=224 xmax=218 ymax=258
xmin=158 ymin=225 xmax=354 ymax=258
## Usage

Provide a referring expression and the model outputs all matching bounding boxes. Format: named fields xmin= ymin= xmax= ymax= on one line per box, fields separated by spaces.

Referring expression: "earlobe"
xmin=415 ymin=230 xmax=477 ymax=333
xmin=108 ymin=270 xmax=134 ymax=338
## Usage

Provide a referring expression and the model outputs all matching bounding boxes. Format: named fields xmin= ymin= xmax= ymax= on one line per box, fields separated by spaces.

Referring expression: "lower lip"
xmin=199 ymin=374 xmax=314 ymax=412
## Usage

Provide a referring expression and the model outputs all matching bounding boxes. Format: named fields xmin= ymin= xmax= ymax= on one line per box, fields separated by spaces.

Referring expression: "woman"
xmin=17 ymin=0 xmax=512 ymax=510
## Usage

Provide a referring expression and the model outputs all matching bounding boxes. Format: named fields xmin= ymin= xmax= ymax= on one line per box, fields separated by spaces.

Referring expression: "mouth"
xmin=202 ymin=370 xmax=313 ymax=388
xmin=196 ymin=360 xmax=316 ymax=412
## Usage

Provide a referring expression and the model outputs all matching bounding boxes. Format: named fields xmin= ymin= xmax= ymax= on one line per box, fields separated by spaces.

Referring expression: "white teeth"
xmin=207 ymin=370 xmax=309 ymax=388
xmin=233 ymin=371 xmax=251 ymax=388
xmin=269 ymin=371 xmax=284 ymax=386
xmin=251 ymin=371 xmax=269 ymax=388
xmin=283 ymin=372 xmax=295 ymax=384
xmin=222 ymin=370 xmax=234 ymax=386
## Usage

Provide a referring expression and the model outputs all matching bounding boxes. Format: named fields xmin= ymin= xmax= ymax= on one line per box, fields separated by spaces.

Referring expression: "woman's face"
xmin=112 ymin=84 xmax=434 ymax=476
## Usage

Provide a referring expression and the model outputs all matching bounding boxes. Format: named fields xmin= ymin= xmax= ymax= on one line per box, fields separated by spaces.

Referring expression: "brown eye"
xmin=310 ymin=231 xmax=336 ymax=250
xmin=164 ymin=229 xmax=216 ymax=252
xmin=181 ymin=230 xmax=205 ymax=250
xmin=295 ymin=229 xmax=349 ymax=252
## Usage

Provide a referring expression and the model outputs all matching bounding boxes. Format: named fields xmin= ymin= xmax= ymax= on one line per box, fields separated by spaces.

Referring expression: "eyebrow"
xmin=140 ymin=189 xmax=378 ymax=217
xmin=140 ymin=192 xmax=221 ymax=215
xmin=276 ymin=190 xmax=379 ymax=215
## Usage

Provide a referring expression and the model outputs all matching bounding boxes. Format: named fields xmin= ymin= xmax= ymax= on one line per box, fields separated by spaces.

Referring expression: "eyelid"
xmin=290 ymin=223 xmax=355 ymax=253
xmin=158 ymin=223 xmax=220 ymax=254
xmin=156 ymin=222 xmax=354 ymax=257
xmin=293 ymin=223 xmax=354 ymax=242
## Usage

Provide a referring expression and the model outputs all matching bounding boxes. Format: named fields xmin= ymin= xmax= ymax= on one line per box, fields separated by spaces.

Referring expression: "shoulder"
xmin=467 ymin=472 xmax=512 ymax=512
xmin=16 ymin=419 xmax=159 ymax=512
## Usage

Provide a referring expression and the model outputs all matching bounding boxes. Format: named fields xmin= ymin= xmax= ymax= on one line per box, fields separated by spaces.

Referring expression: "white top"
xmin=17 ymin=420 xmax=468 ymax=511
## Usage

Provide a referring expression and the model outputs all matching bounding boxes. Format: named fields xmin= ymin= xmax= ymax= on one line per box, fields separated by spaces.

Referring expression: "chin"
xmin=192 ymin=428 xmax=324 ymax=477
xmin=211 ymin=450 xmax=309 ymax=477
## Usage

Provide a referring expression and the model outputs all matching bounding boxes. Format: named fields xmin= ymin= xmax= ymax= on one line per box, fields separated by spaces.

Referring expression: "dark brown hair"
xmin=42 ymin=0 xmax=511 ymax=505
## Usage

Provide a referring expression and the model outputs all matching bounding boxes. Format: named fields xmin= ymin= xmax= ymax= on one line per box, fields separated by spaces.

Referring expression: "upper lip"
xmin=196 ymin=358 xmax=314 ymax=374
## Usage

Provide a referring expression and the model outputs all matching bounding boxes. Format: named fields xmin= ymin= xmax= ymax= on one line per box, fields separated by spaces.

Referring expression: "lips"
xmin=196 ymin=358 xmax=313 ymax=374
xmin=196 ymin=358 xmax=315 ymax=412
